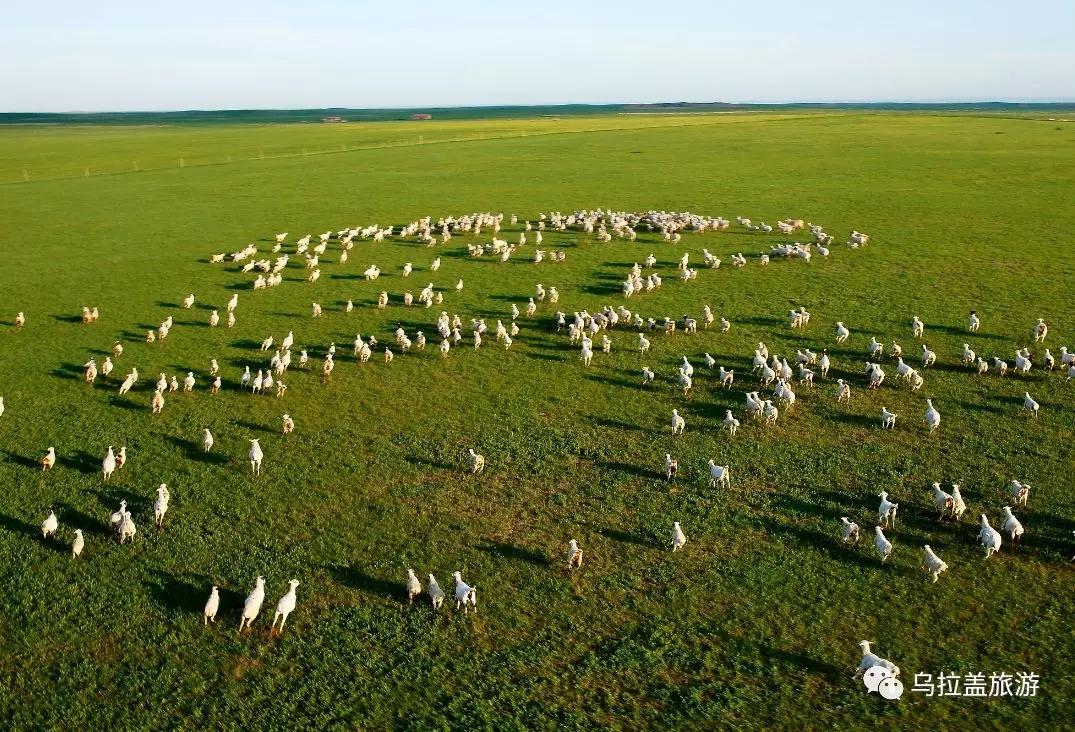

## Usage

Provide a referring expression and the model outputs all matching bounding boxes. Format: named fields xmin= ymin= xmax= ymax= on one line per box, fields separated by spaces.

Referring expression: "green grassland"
xmin=0 ymin=112 xmax=1073 ymax=729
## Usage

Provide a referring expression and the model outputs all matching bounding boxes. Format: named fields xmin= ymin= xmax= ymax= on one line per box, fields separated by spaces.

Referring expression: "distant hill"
xmin=2 ymin=102 xmax=1073 ymax=126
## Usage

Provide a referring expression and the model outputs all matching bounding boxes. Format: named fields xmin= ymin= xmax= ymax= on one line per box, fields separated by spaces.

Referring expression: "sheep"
xmin=1011 ymin=479 xmax=1030 ymax=507
xmin=41 ymin=446 xmax=56 ymax=471
xmin=924 ymin=399 xmax=941 ymax=434
xmin=202 ymin=428 xmax=214 ymax=452
xmin=84 ymin=359 xmax=98 ymax=384
xmin=151 ymin=389 xmax=165 ymax=414
xmin=976 ymin=357 xmax=989 ymax=376
xmin=840 ymin=517 xmax=860 ymax=545
xmin=15 ymin=312 xmax=25 ymax=328
xmin=169 ymin=375 xmax=180 ymax=393
xmin=1034 ymin=318 xmax=1047 ymax=343
xmin=154 ymin=484 xmax=169 ymax=529
xmin=249 ymin=439 xmax=264 ymax=477
xmin=100 ymin=357 xmax=113 ymax=378
xmin=912 ymin=316 xmax=924 ymax=338
xmin=878 ymin=491 xmax=898 ymax=527
xmin=118 ymin=510 xmax=136 ymax=544
xmin=950 ymin=484 xmax=968 ymax=520
xmin=431 ymin=257 xmax=441 ymax=272
xmin=108 ymin=500 xmax=127 ymax=536
xmin=271 ymin=579 xmax=300 ymax=634
xmin=183 ymin=372 xmax=195 ymax=392
xmin=979 ymin=514 xmax=1003 ymax=557
xmin=240 ymin=576 xmax=266 ymax=631
xmin=763 ymin=400 xmax=779 ymax=426
xmin=853 ymin=641 xmax=900 ymax=680
xmin=41 ymin=507 xmax=58 ymax=539
xmin=672 ymin=522 xmax=687 ymax=552
xmin=836 ymin=379 xmax=851 ymax=403
xmin=874 ymin=526 xmax=893 ymax=563
xmin=568 ymin=540 xmax=584 ymax=570
xmin=835 ymin=322 xmax=850 ymax=344
xmin=720 ymin=317 xmax=731 ymax=333
xmin=869 ymin=337 xmax=883 ymax=358
xmin=311 ymin=302 xmax=322 ymax=318
xmin=424 ymin=573 xmax=446 ymax=611
xmin=1002 ymin=506 xmax=1025 ymax=549
xmin=146 ymin=330 xmax=155 ymax=344
xmin=1023 ymin=392 xmax=1039 ymax=417
xmin=72 ymin=529 xmax=84 ymax=559
xmin=968 ymin=311 xmax=980 ymax=332
xmin=638 ymin=334 xmax=650 ymax=355
xmin=881 ymin=407 xmax=897 ymax=429
xmin=404 ymin=569 xmax=423 ymax=605
xmin=113 ymin=341 xmax=123 ymax=358
xmin=183 ymin=293 xmax=195 ymax=309
xmin=664 ymin=454 xmax=678 ymax=480
xmin=961 ymin=344 xmax=976 ymax=366
xmin=227 ymin=312 xmax=236 ymax=328
xmin=282 ymin=414 xmax=295 ymax=435
xmin=931 ymin=482 xmax=954 ymax=520
xmin=581 ymin=343 xmax=593 ymax=366
xmin=707 ymin=460 xmax=730 ymax=488
xmin=641 ymin=367 xmax=655 ymax=385
xmin=1014 ymin=351 xmax=1032 ymax=375
xmin=921 ymin=344 xmax=936 ymax=368
xmin=703 ymin=353 xmax=716 ymax=369
xmin=450 ymin=572 xmax=479 ymax=614
xmin=468 ymin=448 xmax=485 ymax=474
xmin=671 ymin=409 xmax=685 ymax=435
xmin=100 ymin=445 xmax=117 ymax=482
xmin=866 ymin=363 xmax=884 ymax=389
xmin=0 ymin=397 xmax=4 ymax=418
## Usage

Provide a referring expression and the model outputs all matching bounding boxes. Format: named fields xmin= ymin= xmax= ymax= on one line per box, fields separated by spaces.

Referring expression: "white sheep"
xmin=118 ymin=510 xmax=136 ymax=544
xmin=427 ymin=573 xmax=445 ymax=610
xmin=671 ymin=409 xmax=685 ymax=435
xmin=922 ymin=545 xmax=948 ymax=583
xmin=840 ymin=517 xmax=859 ymax=545
xmin=979 ymin=514 xmax=1002 ymax=557
xmin=282 ymin=414 xmax=295 ymax=435
xmin=239 ymin=576 xmax=266 ymax=631
xmin=707 ymin=460 xmax=730 ymax=488
xmin=723 ymin=410 xmax=740 ymax=437
xmin=836 ymin=379 xmax=851 ymax=403
xmin=881 ymin=407 xmax=897 ymax=429
xmin=41 ymin=507 xmax=58 ymax=539
xmin=878 ymin=491 xmax=898 ymax=527
xmin=41 ymin=446 xmax=56 ymax=470
xmin=1002 ymin=506 xmax=1025 ymax=549
xmin=912 ymin=315 xmax=924 ymax=338
xmin=249 ymin=439 xmax=264 ymax=477
xmin=406 ymin=569 xmax=422 ymax=604
xmin=1010 ymin=479 xmax=1029 ymax=507
xmin=672 ymin=522 xmax=687 ymax=552
xmin=874 ymin=526 xmax=892 ymax=563
xmin=968 ymin=311 xmax=980 ymax=332
xmin=1023 ymin=392 xmax=1039 ymax=417
xmin=835 ymin=322 xmax=849 ymax=344
xmin=271 ymin=579 xmax=300 ymax=633
xmin=641 ymin=367 xmax=655 ymax=385
xmin=453 ymin=572 xmax=477 ymax=614
xmin=154 ymin=484 xmax=169 ymax=528
xmin=468 ymin=448 xmax=485 ymax=474
xmin=924 ymin=399 xmax=941 ymax=434
xmin=950 ymin=484 xmax=968 ymax=520
xmin=72 ymin=529 xmax=84 ymax=559
xmin=568 ymin=540 xmax=583 ymax=570
xmin=102 ymin=446 xmax=116 ymax=481
xmin=853 ymin=641 xmax=900 ymax=680
xmin=931 ymin=482 xmax=954 ymax=520
xmin=664 ymin=453 xmax=679 ymax=480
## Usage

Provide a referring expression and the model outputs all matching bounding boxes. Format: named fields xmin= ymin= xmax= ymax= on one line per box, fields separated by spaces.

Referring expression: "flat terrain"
xmin=0 ymin=113 xmax=1073 ymax=729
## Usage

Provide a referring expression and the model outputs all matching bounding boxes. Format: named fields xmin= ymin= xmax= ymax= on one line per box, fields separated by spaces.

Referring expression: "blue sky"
xmin=2 ymin=0 xmax=1073 ymax=112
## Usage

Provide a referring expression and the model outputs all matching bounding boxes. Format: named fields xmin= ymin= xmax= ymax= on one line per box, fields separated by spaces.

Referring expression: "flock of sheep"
xmin=7 ymin=208 xmax=1071 ymax=672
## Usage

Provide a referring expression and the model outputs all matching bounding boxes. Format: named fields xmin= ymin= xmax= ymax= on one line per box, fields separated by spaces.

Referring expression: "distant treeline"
xmin=2 ymin=102 xmax=1073 ymax=126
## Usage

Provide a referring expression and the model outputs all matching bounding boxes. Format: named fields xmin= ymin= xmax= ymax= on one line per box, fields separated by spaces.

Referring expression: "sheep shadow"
xmin=525 ymin=352 xmax=562 ymax=363
xmin=760 ymin=646 xmax=843 ymax=678
xmin=53 ymin=502 xmax=110 ymax=537
xmin=583 ymin=373 xmax=639 ymax=390
xmin=50 ymin=314 xmax=84 ymax=324
xmin=933 ymin=324 xmax=1006 ymax=340
xmin=0 ymin=512 xmax=42 ymax=541
xmin=402 ymin=454 xmax=456 ymax=471
xmin=110 ymin=396 xmax=143 ymax=411
xmin=591 ymin=417 xmax=647 ymax=434
xmin=163 ymin=435 xmax=229 ymax=465
xmin=477 ymin=541 xmax=551 ymax=566
xmin=230 ymin=339 xmax=264 ymax=350
xmin=61 ymin=451 xmax=101 ymax=476
xmin=3 ymin=449 xmax=41 ymax=470
xmin=146 ymin=571 xmax=224 ymax=615
xmin=271 ymin=311 xmax=304 ymax=319
xmin=232 ymin=419 xmax=272 ymax=435
xmin=95 ymin=488 xmax=148 ymax=514
xmin=827 ymin=410 xmax=879 ymax=429
xmin=154 ymin=300 xmax=179 ymax=309
xmin=325 ymin=565 xmax=402 ymax=602
xmin=223 ymin=282 xmax=250 ymax=291
xmin=596 ymin=526 xmax=652 ymax=547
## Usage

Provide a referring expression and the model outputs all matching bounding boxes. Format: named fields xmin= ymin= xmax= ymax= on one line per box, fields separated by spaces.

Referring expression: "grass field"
xmin=1 ymin=112 xmax=1073 ymax=729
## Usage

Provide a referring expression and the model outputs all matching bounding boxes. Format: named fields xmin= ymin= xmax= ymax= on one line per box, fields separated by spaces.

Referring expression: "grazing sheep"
xmin=707 ymin=460 xmax=730 ymax=488
xmin=453 ymin=572 xmax=478 ymax=614
xmin=840 ymin=517 xmax=860 ymax=545
xmin=468 ymin=448 xmax=485 ymax=474
xmin=922 ymin=545 xmax=949 ymax=583
xmin=874 ymin=526 xmax=892 ymax=563
xmin=239 ymin=576 xmax=266 ymax=631
xmin=979 ymin=514 xmax=1002 ymax=558
xmin=41 ymin=507 xmax=58 ymax=539
xmin=878 ymin=491 xmax=898 ymax=527
xmin=271 ymin=579 xmax=300 ymax=633
xmin=568 ymin=540 xmax=584 ymax=570
xmin=72 ymin=529 xmax=84 ymax=559
xmin=672 ymin=522 xmax=687 ymax=552
xmin=249 ymin=439 xmax=264 ymax=477
xmin=1002 ymin=506 xmax=1025 ymax=549
xmin=853 ymin=641 xmax=900 ymax=680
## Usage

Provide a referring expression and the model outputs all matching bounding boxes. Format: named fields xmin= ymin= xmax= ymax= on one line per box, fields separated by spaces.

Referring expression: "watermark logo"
xmin=863 ymin=666 xmax=904 ymax=699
